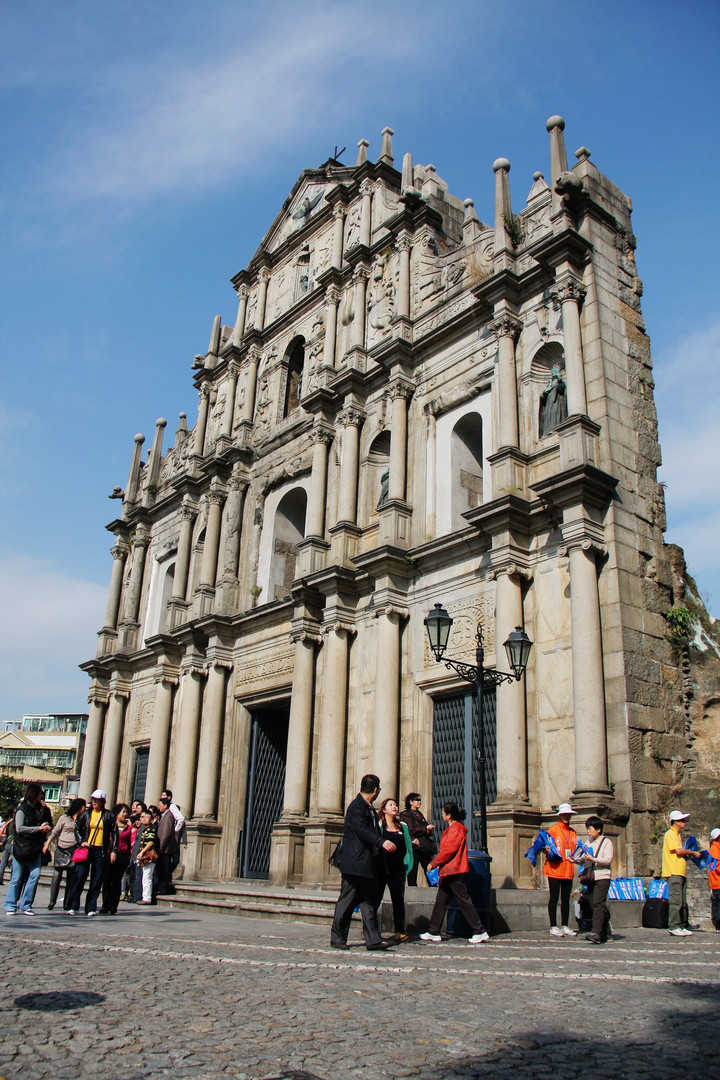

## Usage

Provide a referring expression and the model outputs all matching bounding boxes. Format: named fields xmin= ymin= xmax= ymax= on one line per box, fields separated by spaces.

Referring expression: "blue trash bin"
xmin=446 ymin=850 xmax=492 ymax=936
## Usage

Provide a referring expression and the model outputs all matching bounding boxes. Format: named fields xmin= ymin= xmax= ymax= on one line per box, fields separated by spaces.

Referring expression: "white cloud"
xmin=0 ymin=556 xmax=105 ymax=720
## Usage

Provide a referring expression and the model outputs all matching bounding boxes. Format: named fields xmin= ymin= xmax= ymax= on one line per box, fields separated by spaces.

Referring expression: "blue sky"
xmin=1 ymin=0 xmax=719 ymax=721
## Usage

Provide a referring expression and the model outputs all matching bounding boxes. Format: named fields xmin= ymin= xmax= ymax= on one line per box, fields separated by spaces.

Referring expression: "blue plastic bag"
xmin=648 ymin=878 xmax=668 ymax=899
xmin=523 ymin=829 xmax=562 ymax=868
xmin=426 ymin=866 xmax=439 ymax=886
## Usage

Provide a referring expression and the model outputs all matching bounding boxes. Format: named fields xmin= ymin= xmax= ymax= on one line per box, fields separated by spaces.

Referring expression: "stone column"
xmin=172 ymin=505 xmax=196 ymax=602
xmin=144 ymin=671 xmax=178 ymax=805
xmin=281 ymin=632 xmax=320 ymax=816
xmin=359 ymin=180 xmax=373 ymax=246
xmin=121 ymin=529 xmax=150 ymax=624
xmin=331 ymin=208 xmax=346 ymax=268
xmin=317 ymin=624 xmax=353 ymax=814
xmin=565 ymin=540 xmax=609 ymax=796
xmin=552 ymin=276 xmax=588 ymax=416
xmin=336 ymin=409 xmax=363 ymax=524
xmin=124 ymin=433 xmax=145 ymax=506
xmin=546 ymin=115 xmax=569 ymax=220
xmin=254 ymin=269 xmax=270 ymax=331
xmin=220 ymin=363 xmax=240 ymax=441
xmin=490 ymin=313 xmax=522 ymax=448
xmin=372 ymin=606 xmax=406 ymax=787
xmin=193 ymin=657 xmax=232 ymax=818
xmin=322 ymin=286 xmax=341 ymax=368
xmin=219 ymin=475 xmax=247 ymax=582
xmin=199 ymin=490 xmax=224 ymax=589
xmin=171 ymin=660 xmax=206 ymax=812
xmin=241 ymin=348 xmax=260 ymax=423
xmin=146 ymin=418 xmax=167 ymax=493
xmin=388 ymin=381 xmax=412 ymax=502
xmin=425 ymin=407 xmax=437 ymax=537
xmin=230 ymin=285 xmax=249 ymax=348
xmin=396 ymin=233 xmax=411 ymax=319
xmin=350 ymin=268 xmax=369 ymax=350
xmin=192 ymin=387 xmax=211 ymax=457
xmin=493 ymin=567 xmax=528 ymax=800
xmin=492 ymin=158 xmax=514 ymax=271
xmin=306 ymin=428 xmax=333 ymax=537
xmin=78 ymin=694 xmax=107 ymax=796
xmin=97 ymin=689 xmax=128 ymax=803
xmin=103 ymin=542 xmax=129 ymax=630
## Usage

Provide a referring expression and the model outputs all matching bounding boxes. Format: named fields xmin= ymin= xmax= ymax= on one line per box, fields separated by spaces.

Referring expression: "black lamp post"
xmin=424 ymin=603 xmax=533 ymax=854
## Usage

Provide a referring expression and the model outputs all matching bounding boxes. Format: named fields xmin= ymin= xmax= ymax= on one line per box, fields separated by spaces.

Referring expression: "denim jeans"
xmin=4 ymin=855 xmax=42 ymax=912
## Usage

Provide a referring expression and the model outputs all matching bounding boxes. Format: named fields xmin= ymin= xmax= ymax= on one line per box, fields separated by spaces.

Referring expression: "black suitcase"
xmin=642 ymin=896 xmax=668 ymax=929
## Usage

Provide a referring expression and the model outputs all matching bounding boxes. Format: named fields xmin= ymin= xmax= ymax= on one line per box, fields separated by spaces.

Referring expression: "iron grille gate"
xmin=240 ymin=708 xmax=289 ymax=878
xmin=431 ymin=688 xmax=497 ymax=850
xmin=132 ymin=746 xmax=149 ymax=803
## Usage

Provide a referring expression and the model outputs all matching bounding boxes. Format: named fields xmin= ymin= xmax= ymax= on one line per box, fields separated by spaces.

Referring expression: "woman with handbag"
xmin=579 ymin=815 xmax=614 ymax=944
xmin=66 ymin=789 xmax=118 ymax=917
xmin=399 ymin=793 xmax=435 ymax=886
xmin=44 ymin=798 xmax=86 ymax=911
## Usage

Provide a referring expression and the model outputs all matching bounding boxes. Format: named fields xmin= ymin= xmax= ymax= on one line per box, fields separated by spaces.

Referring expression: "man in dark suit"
xmin=330 ymin=774 xmax=396 ymax=951
xmin=156 ymin=796 xmax=179 ymax=895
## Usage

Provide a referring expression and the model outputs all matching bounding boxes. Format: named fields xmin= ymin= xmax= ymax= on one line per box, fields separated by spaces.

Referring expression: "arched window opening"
xmin=532 ymin=341 xmax=567 ymax=439
xmin=368 ymin=431 xmax=391 ymax=511
xmin=160 ymin=563 xmax=175 ymax=630
xmin=268 ymin=488 xmax=307 ymax=600
xmin=451 ymin=413 xmax=483 ymax=530
xmin=283 ymin=339 xmax=305 ymax=417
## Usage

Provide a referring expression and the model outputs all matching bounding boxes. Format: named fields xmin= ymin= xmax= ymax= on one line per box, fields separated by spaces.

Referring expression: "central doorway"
xmin=239 ymin=706 xmax=289 ymax=879
xmin=431 ymin=688 xmax=497 ymax=850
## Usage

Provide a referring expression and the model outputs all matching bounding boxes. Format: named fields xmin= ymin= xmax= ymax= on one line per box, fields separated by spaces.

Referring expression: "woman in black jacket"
xmin=399 ymin=793 xmax=435 ymax=886
xmin=66 ymin=790 xmax=118 ymax=917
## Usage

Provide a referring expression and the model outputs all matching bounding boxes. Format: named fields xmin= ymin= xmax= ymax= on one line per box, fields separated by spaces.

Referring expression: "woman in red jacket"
xmin=419 ymin=803 xmax=489 ymax=945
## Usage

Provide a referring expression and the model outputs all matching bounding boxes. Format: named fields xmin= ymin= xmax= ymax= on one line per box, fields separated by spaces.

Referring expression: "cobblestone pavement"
xmin=1 ymin=882 xmax=718 ymax=1080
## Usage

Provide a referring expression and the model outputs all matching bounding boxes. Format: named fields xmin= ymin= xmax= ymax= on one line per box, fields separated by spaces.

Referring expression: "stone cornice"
xmin=530 ymin=463 xmax=618 ymax=513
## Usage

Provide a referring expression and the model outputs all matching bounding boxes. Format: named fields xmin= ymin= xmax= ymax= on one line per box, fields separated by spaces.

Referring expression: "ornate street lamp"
xmin=424 ymin=603 xmax=533 ymax=854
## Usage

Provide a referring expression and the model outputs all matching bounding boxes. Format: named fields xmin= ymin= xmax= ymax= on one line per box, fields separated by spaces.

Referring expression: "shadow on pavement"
xmin=14 ymin=991 xmax=105 ymax=1011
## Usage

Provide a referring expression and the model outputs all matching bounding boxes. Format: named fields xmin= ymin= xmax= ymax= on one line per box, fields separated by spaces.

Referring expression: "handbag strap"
xmin=87 ymin=814 xmax=103 ymax=847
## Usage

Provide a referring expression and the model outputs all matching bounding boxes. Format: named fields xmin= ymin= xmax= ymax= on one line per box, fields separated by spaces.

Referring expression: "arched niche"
xmin=530 ymin=341 xmax=567 ymax=441
xmin=268 ymin=487 xmax=307 ymax=601
xmin=283 ymin=337 xmax=305 ymax=417
xmin=142 ymin=558 xmax=176 ymax=646
xmin=450 ymin=412 xmax=484 ymax=530
xmin=363 ymin=429 xmax=391 ymax=523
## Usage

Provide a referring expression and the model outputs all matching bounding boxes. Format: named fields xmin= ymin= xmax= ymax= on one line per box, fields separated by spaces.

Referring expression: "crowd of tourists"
xmin=1 ymin=782 xmax=186 ymax=916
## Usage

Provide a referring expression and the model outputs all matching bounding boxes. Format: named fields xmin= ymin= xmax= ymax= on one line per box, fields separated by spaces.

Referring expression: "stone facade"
xmin=81 ymin=118 xmax=685 ymax=890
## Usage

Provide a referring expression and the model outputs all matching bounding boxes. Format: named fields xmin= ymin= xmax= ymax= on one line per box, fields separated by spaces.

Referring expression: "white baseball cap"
xmin=90 ymin=789 xmax=107 ymax=801
xmin=557 ymin=803 xmax=576 ymax=815
xmin=710 ymin=828 xmax=720 ymax=840
xmin=669 ymin=810 xmax=690 ymax=822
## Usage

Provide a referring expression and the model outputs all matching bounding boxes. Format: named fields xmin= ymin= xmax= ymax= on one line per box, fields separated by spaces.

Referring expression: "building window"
xmin=268 ymin=488 xmax=307 ymax=600
xmin=450 ymin=412 xmax=484 ymax=530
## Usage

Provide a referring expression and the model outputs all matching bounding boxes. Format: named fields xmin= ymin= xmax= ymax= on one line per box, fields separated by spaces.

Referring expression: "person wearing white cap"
xmin=66 ymin=790 xmax=118 ymax=917
xmin=543 ymin=803 xmax=578 ymax=937
xmin=662 ymin=810 xmax=696 ymax=936
xmin=708 ymin=827 xmax=720 ymax=932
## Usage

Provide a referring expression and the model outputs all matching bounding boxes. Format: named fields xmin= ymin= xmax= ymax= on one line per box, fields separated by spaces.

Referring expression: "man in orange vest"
xmin=709 ymin=827 xmax=720 ymax=933
xmin=543 ymin=802 xmax=578 ymax=937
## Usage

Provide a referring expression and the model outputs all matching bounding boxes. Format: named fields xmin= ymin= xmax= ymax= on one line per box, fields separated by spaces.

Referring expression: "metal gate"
xmin=132 ymin=746 xmax=149 ymax=803
xmin=239 ymin=708 xmax=289 ymax=878
xmin=431 ymin=688 xmax=496 ymax=850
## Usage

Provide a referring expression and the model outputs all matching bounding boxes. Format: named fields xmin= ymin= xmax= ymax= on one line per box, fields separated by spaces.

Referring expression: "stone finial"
xmin=575 ymin=146 xmax=591 ymax=161
xmin=356 ymin=139 xmax=369 ymax=166
xmin=147 ymin=418 xmax=167 ymax=492
xmin=533 ymin=171 xmax=544 ymax=180
xmin=546 ymin=115 xmax=565 ymax=133
xmin=492 ymin=158 xmax=513 ymax=261
xmin=177 ymin=412 xmax=188 ymax=434
xmin=546 ymin=115 xmax=569 ymax=186
xmin=124 ymin=433 xmax=146 ymax=507
xmin=493 ymin=157 xmax=511 ymax=174
xmin=462 ymin=198 xmax=482 ymax=244
xmin=379 ymin=127 xmax=394 ymax=165
xmin=401 ymin=152 xmax=413 ymax=191
xmin=527 ymin=172 xmax=551 ymax=203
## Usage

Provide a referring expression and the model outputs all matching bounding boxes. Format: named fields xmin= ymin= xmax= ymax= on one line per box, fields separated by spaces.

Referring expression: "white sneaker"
xmin=680 ymin=927 xmax=692 ymax=935
xmin=468 ymin=932 xmax=489 ymax=944
xmin=419 ymin=932 xmax=442 ymax=942
xmin=549 ymin=926 xmax=563 ymax=937
xmin=86 ymin=911 xmax=97 ymax=918
xmin=561 ymin=926 xmax=576 ymax=936
xmin=5 ymin=910 xmax=16 ymax=916
xmin=21 ymin=909 xmax=36 ymax=917
xmin=669 ymin=927 xmax=686 ymax=936
xmin=67 ymin=910 xmax=77 ymax=916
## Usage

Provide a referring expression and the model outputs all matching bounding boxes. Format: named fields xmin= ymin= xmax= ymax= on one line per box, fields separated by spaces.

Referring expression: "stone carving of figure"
xmin=367 ymin=259 xmax=395 ymax=345
xmin=417 ymin=235 xmax=443 ymax=309
xmin=345 ymin=206 xmax=361 ymax=251
xmin=255 ymin=376 xmax=272 ymax=434
xmin=377 ymin=467 xmax=390 ymax=509
xmin=538 ymin=366 xmax=568 ymax=437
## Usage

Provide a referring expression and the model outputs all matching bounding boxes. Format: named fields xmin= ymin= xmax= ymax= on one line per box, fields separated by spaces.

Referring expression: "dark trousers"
xmin=547 ymin=877 xmax=573 ymax=927
xmin=48 ymin=863 xmax=76 ymax=909
xmin=68 ymin=849 xmax=106 ymax=913
xmin=668 ymin=874 xmax=688 ymax=930
xmin=377 ymin=868 xmax=406 ymax=933
xmin=156 ymin=853 xmax=175 ymax=895
xmin=586 ymin=878 xmax=611 ymax=939
xmin=428 ymin=873 xmax=485 ymax=935
xmin=331 ymin=874 xmax=384 ymax=947
xmin=407 ymin=846 xmax=433 ymax=887
xmin=711 ymin=888 xmax=720 ymax=930
xmin=102 ymin=855 xmax=130 ymax=913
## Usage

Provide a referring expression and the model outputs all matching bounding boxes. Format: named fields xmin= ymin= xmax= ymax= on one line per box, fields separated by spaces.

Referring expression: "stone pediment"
xmin=260 ymin=166 xmax=352 ymax=256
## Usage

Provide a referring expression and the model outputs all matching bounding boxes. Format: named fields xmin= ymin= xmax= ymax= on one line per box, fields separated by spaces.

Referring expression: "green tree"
xmin=0 ymin=776 xmax=25 ymax=819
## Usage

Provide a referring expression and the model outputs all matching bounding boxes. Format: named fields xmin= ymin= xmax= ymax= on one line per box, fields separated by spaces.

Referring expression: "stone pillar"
xmin=144 ymin=671 xmax=178 ymax=805
xmin=241 ymin=349 xmax=260 ymax=424
xmin=372 ymin=606 xmax=406 ymax=787
xmin=552 ymin=276 xmax=588 ymax=416
xmin=350 ymin=268 xmax=369 ymax=350
xmin=219 ymin=475 xmax=247 ymax=582
xmin=425 ymin=407 xmax=437 ymax=537
xmin=490 ymin=313 xmax=522 ymax=448
xmin=282 ymin=632 xmax=320 ymax=816
xmin=546 ymin=115 xmax=569 ymax=220
xmin=493 ymin=568 xmax=528 ymax=800
xmin=306 ymin=427 xmax=333 ymax=537
xmin=565 ymin=541 xmax=609 ymax=797
xmin=145 ymin=418 xmax=167 ymax=496
xmin=96 ymin=689 xmax=128 ymax=803
xmin=103 ymin=542 xmax=129 ymax=630
xmin=193 ymin=657 xmax=232 ymax=818
xmin=331 ymin=208 xmax=346 ymax=269
xmin=171 ymin=659 xmax=206 ymax=813
xmin=199 ymin=490 xmax=224 ymax=589
xmin=322 ymin=286 xmax=341 ymax=368
xmin=220 ymin=363 xmax=240 ymax=441
xmin=492 ymin=158 xmax=514 ymax=271
xmin=121 ymin=529 xmax=150 ymax=625
xmin=396 ymin=233 xmax=411 ymax=319
xmin=124 ymin=433 xmax=145 ymax=506
xmin=254 ymin=269 xmax=270 ymax=331
xmin=172 ymin=505 xmax=196 ymax=602
xmin=388 ymin=381 xmax=412 ymax=502
xmin=317 ymin=624 xmax=353 ymax=814
xmin=336 ymin=409 xmax=363 ymax=524
xmin=359 ymin=180 xmax=373 ymax=246
xmin=230 ymin=285 xmax=249 ymax=348
xmin=192 ymin=387 xmax=211 ymax=458
xmin=78 ymin=694 xmax=107 ymax=797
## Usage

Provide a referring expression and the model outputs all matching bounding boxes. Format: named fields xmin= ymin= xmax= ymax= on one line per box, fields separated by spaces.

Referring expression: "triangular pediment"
xmin=256 ymin=164 xmax=356 ymax=258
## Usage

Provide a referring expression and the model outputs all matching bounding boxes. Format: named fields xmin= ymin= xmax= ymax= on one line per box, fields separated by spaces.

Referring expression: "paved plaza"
xmin=1 ymin=882 xmax=718 ymax=1080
